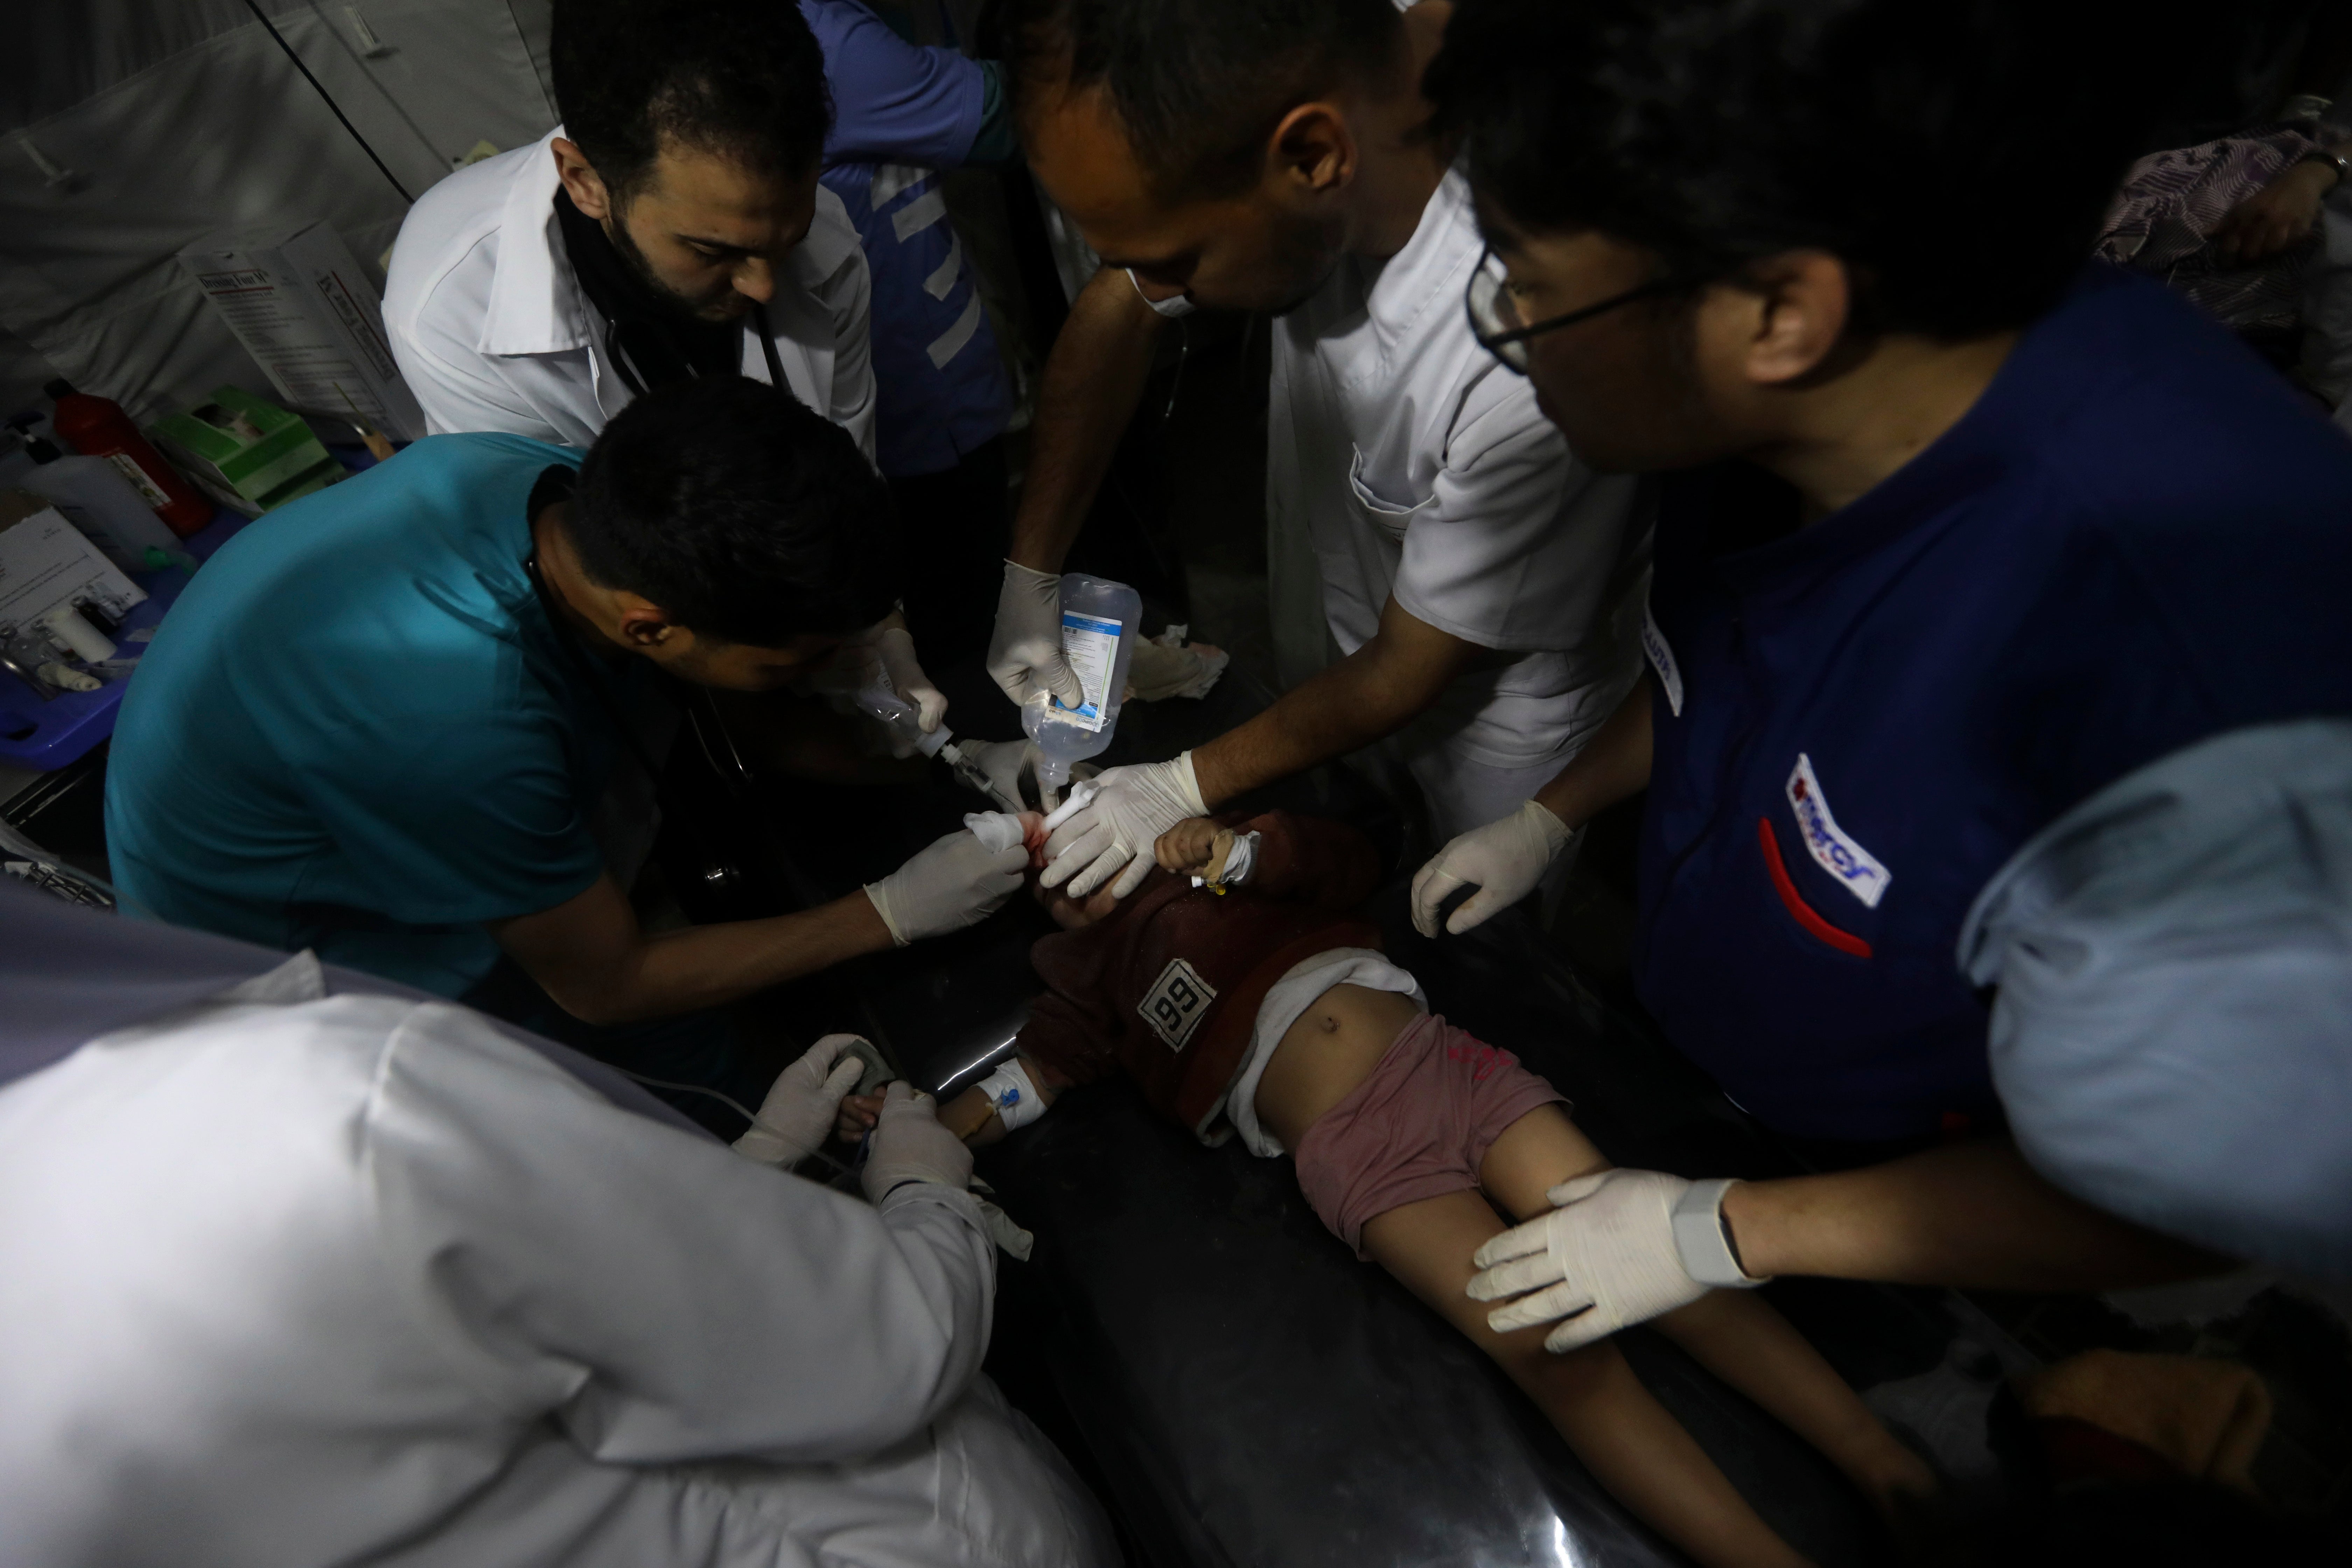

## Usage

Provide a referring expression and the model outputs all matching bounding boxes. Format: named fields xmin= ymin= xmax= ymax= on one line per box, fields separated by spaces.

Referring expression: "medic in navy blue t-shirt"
xmin=1410 ymin=0 xmax=2352 ymax=1345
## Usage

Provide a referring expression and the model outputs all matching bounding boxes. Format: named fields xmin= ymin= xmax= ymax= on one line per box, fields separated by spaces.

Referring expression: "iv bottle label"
xmin=1057 ymin=611 xmax=1122 ymax=733
xmin=104 ymin=452 xmax=173 ymax=510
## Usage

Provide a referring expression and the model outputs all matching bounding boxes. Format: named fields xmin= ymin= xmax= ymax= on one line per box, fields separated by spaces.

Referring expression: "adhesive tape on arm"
xmin=1220 ymin=830 xmax=1260 ymax=886
xmin=974 ymin=1059 xmax=1047 ymax=1132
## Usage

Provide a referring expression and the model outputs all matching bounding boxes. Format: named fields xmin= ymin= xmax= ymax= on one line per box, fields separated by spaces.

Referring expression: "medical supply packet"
xmin=178 ymin=220 xmax=428 ymax=442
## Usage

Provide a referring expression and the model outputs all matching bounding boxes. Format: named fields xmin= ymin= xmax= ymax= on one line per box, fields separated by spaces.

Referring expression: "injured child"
xmin=844 ymin=808 xmax=1937 ymax=1567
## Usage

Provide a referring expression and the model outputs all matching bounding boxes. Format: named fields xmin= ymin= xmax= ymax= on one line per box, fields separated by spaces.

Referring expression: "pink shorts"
xmin=1292 ymin=1011 xmax=1567 ymax=1259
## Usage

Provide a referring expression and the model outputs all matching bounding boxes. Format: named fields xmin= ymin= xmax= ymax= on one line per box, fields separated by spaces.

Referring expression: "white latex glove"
xmin=732 ymin=1033 xmax=868 ymax=1165
xmin=1124 ymin=626 xmax=1229 ymax=702
xmin=861 ymin=1080 xmax=975 ymax=1203
xmin=1411 ymin=798 xmax=1572 ymax=937
xmin=866 ymin=623 xmax=947 ymax=736
xmin=864 ymin=828 xmax=1029 ymax=945
xmin=1038 ymin=753 xmax=1207 ymax=899
xmin=1466 ymin=1172 xmax=1763 ymax=1353
xmin=987 ymin=561 xmax=1085 ymax=710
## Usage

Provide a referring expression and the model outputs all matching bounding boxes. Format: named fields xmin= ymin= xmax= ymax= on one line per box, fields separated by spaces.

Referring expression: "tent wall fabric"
xmin=2 ymin=2 xmax=559 ymax=426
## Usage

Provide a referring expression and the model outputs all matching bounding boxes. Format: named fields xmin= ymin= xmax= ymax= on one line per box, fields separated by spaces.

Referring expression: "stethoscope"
xmin=603 ymin=300 xmax=788 ymax=400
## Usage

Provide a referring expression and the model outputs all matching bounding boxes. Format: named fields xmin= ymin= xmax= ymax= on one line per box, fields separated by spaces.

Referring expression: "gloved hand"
xmin=1466 ymin=1171 xmax=1763 ymax=1353
xmin=1410 ymin=798 xmax=1573 ymax=937
xmin=864 ymin=828 xmax=1029 ymax=945
xmin=861 ymin=1080 xmax=974 ymax=1203
xmin=987 ymin=561 xmax=1085 ymax=710
xmin=1124 ymin=626 xmax=1230 ymax=702
xmin=1038 ymin=754 xmax=1207 ymax=899
xmin=733 ymin=1034 xmax=868 ymax=1166
xmin=862 ymin=622 xmax=948 ymax=738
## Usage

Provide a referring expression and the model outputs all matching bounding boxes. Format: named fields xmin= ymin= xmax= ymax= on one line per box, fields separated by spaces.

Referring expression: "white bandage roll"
xmin=35 ymin=604 xmax=115 ymax=664
xmin=974 ymin=1057 xmax=1047 ymax=1132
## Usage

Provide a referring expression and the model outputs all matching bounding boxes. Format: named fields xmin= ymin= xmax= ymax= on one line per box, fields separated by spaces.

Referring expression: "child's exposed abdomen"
xmin=1252 ymin=984 xmax=1427 ymax=1152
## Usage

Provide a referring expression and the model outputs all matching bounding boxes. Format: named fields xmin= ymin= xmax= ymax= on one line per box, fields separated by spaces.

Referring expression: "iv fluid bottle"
xmin=14 ymin=435 xmax=183 ymax=574
xmin=1023 ymin=571 xmax=1141 ymax=795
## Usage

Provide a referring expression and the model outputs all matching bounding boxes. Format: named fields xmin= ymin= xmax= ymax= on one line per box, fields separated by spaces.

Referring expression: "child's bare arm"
xmin=938 ymin=1083 xmax=1007 ymax=1146
xmin=841 ymin=1075 xmax=1040 ymax=1150
xmin=936 ymin=1054 xmax=1062 ymax=1148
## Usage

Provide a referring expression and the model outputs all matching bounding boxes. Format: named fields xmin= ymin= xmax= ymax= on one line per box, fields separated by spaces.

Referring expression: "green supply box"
xmin=148 ymin=387 xmax=343 ymax=514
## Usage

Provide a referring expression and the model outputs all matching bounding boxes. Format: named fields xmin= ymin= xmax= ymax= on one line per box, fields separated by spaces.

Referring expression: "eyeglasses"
xmin=1465 ymin=246 xmax=1693 ymax=372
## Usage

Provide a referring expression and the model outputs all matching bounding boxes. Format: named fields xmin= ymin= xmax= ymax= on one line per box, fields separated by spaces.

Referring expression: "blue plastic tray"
xmin=0 ymin=506 xmax=253 ymax=770
xmin=0 ymin=444 xmax=388 ymax=772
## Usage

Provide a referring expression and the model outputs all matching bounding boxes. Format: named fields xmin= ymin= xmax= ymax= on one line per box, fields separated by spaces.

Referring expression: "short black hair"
xmin=1428 ymin=0 xmax=2170 ymax=337
xmin=1010 ymin=0 xmax=1402 ymax=197
xmin=550 ymin=0 xmax=832 ymax=201
xmin=569 ymin=379 xmax=897 ymax=646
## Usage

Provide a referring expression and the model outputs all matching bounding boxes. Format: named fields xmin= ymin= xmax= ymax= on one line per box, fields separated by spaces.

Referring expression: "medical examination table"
xmin=690 ymin=670 xmax=2038 ymax=1568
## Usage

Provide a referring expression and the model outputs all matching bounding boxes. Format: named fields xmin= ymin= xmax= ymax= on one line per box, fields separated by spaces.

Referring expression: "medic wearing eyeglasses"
xmin=1412 ymin=0 xmax=2352 ymax=1339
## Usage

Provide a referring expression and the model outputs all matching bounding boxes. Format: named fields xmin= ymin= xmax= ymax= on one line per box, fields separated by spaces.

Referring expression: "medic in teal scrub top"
xmin=105 ymin=380 xmax=1031 ymax=1112
xmin=1414 ymin=0 xmax=2352 ymax=1329
xmin=111 ymin=432 xmax=615 ymax=1000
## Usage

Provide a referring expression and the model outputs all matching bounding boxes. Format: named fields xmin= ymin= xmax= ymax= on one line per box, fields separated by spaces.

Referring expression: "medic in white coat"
xmin=0 ymin=885 xmax=1113 ymax=1568
xmin=385 ymin=3 xmax=943 ymax=749
xmin=385 ymin=125 xmax=876 ymax=457
xmin=991 ymin=0 xmax=1647 ymax=903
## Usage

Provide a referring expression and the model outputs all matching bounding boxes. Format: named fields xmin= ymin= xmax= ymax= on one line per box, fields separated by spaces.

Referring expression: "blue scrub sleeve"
xmin=286 ymin=709 xmax=607 ymax=930
xmin=1960 ymin=719 xmax=2352 ymax=1280
xmin=803 ymin=0 xmax=987 ymax=167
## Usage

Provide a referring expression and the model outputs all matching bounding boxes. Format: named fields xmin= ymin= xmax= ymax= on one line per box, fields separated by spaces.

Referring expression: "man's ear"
xmin=1267 ymin=102 xmax=1356 ymax=203
xmin=552 ymin=136 xmax=615 ymax=223
xmin=1731 ymin=250 xmax=1854 ymax=387
xmin=613 ymin=594 xmax=680 ymax=651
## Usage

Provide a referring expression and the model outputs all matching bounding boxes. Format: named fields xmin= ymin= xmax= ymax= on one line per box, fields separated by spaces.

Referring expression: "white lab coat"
xmin=1263 ymin=168 xmax=1648 ymax=842
xmin=0 ymin=960 xmax=1110 ymax=1568
xmin=383 ymin=129 xmax=878 ymax=458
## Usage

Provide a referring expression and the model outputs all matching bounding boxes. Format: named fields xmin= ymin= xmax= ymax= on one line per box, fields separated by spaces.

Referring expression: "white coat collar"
xmin=1361 ymin=164 xmax=1480 ymax=348
xmin=481 ymin=128 xmax=595 ymax=358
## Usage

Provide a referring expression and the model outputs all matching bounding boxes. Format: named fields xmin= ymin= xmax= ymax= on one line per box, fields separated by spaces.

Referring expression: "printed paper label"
xmin=104 ymin=453 xmax=172 ymax=511
xmin=1641 ymin=600 xmax=1684 ymax=717
xmin=1784 ymin=754 xmax=1891 ymax=908
xmin=1056 ymin=610 xmax=1122 ymax=733
xmin=1139 ymin=958 xmax=1217 ymax=1051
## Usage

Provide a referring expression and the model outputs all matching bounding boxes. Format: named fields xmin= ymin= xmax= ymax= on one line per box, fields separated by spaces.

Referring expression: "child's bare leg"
xmin=1647 ymin=1293 xmax=1936 ymax=1515
xmin=1480 ymin=1111 xmax=1937 ymax=1520
xmin=1362 ymin=1191 xmax=1815 ymax=1568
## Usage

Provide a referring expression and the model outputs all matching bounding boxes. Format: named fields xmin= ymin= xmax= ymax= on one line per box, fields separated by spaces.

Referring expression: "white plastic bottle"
xmin=13 ymin=433 xmax=183 ymax=574
xmin=1022 ymin=570 xmax=1142 ymax=799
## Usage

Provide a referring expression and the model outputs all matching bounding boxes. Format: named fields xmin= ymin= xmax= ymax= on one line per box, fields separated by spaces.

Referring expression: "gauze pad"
xmin=964 ymin=811 xmax=1027 ymax=854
